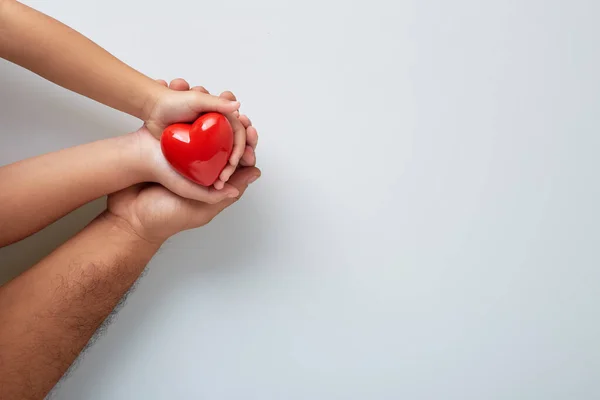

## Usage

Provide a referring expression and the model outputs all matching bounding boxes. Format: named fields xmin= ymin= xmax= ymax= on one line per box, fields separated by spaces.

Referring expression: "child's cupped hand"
xmin=128 ymin=125 xmax=239 ymax=204
xmin=144 ymin=79 xmax=258 ymax=190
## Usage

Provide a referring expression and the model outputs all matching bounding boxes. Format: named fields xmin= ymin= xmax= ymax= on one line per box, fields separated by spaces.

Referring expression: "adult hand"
xmin=106 ymin=166 xmax=261 ymax=244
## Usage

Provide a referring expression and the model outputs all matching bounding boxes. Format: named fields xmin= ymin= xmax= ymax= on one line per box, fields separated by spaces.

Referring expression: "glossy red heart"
xmin=161 ymin=113 xmax=233 ymax=186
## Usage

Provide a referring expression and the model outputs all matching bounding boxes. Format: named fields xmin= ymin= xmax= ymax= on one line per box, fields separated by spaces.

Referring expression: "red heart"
xmin=160 ymin=113 xmax=233 ymax=186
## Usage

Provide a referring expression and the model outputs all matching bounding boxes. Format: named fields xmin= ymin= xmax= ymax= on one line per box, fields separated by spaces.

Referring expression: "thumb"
xmin=189 ymin=91 xmax=240 ymax=114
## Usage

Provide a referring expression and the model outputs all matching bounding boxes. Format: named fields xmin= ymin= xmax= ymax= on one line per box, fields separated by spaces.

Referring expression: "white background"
xmin=1 ymin=0 xmax=599 ymax=399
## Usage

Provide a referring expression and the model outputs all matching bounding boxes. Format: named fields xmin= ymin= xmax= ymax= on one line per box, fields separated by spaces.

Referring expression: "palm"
xmin=107 ymin=185 xmax=205 ymax=242
xmin=106 ymin=166 xmax=260 ymax=243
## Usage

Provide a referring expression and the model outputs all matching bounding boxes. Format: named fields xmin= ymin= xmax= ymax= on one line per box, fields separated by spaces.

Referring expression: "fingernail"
xmin=247 ymin=175 xmax=260 ymax=184
xmin=227 ymin=189 xmax=239 ymax=198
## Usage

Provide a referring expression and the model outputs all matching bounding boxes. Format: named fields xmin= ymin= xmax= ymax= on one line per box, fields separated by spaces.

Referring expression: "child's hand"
xmin=212 ymin=91 xmax=258 ymax=189
xmin=214 ymin=91 xmax=259 ymax=169
xmin=144 ymin=79 xmax=254 ymax=188
xmin=152 ymin=79 xmax=259 ymax=190
xmin=130 ymin=126 xmax=240 ymax=204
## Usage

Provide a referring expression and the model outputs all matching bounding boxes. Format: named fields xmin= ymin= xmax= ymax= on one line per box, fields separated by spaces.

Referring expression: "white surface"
xmin=1 ymin=0 xmax=599 ymax=398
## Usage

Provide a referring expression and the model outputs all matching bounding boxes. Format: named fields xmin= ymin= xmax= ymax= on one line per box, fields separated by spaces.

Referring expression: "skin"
xmin=156 ymin=79 xmax=260 ymax=174
xmin=0 ymin=168 xmax=260 ymax=400
xmin=0 ymin=0 xmax=252 ymax=188
xmin=0 ymin=1 xmax=263 ymax=391
xmin=0 ymin=80 xmax=258 ymax=246
xmin=0 ymin=78 xmax=261 ymax=399
xmin=0 ymin=126 xmax=237 ymax=247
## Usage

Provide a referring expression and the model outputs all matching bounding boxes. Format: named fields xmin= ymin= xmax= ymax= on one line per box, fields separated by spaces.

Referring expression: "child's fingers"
xmin=239 ymin=115 xmax=258 ymax=150
xmin=191 ymin=86 xmax=209 ymax=94
xmin=219 ymin=93 xmax=241 ymax=118
xmin=220 ymin=93 xmax=240 ymax=118
xmin=239 ymin=114 xmax=251 ymax=128
xmin=224 ymin=112 xmax=246 ymax=169
xmin=156 ymin=79 xmax=168 ymax=87
xmin=189 ymin=92 xmax=240 ymax=114
xmin=169 ymin=78 xmax=190 ymax=91
xmin=220 ymin=91 xmax=246 ymax=175
xmin=219 ymin=91 xmax=237 ymax=101
xmin=246 ymin=126 xmax=259 ymax=150
xmin=218 ymin=163 xmax=237 ymax=184
xmin=213 ymin=179 xmax=225 ymax=191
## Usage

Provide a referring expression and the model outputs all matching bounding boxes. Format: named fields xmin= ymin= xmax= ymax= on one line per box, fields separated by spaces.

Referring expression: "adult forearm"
xmin=0 ymin=211 xmax=160 ymax=400
xmin=0 ymin=133 xmax=141 ymax=247
xmin=0 ymin=0 xmax=164 ymax=120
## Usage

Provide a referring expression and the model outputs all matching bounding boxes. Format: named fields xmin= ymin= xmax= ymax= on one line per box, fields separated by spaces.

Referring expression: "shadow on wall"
xmin=0 ymin=199 xmax=106 ymax=286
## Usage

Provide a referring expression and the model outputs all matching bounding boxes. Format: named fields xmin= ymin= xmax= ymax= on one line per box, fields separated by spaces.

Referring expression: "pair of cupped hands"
xmin=106 ymin=78 xmax=260 ymax=244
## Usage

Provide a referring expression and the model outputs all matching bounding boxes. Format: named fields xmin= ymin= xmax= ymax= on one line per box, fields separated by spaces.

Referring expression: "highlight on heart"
xmin=160 ymin=113 xmax=234 ymax=186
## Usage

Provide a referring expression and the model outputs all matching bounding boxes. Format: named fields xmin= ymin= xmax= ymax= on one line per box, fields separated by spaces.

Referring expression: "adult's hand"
xmin=106 ymin=166 xmax=261 ymax=244
xmin=0 ymin=164 xmax=260 ymax=400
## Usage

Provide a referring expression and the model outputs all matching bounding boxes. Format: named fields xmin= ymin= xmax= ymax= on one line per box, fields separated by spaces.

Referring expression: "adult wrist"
xmin=99 ymin=211 xmax=165 ymax=250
